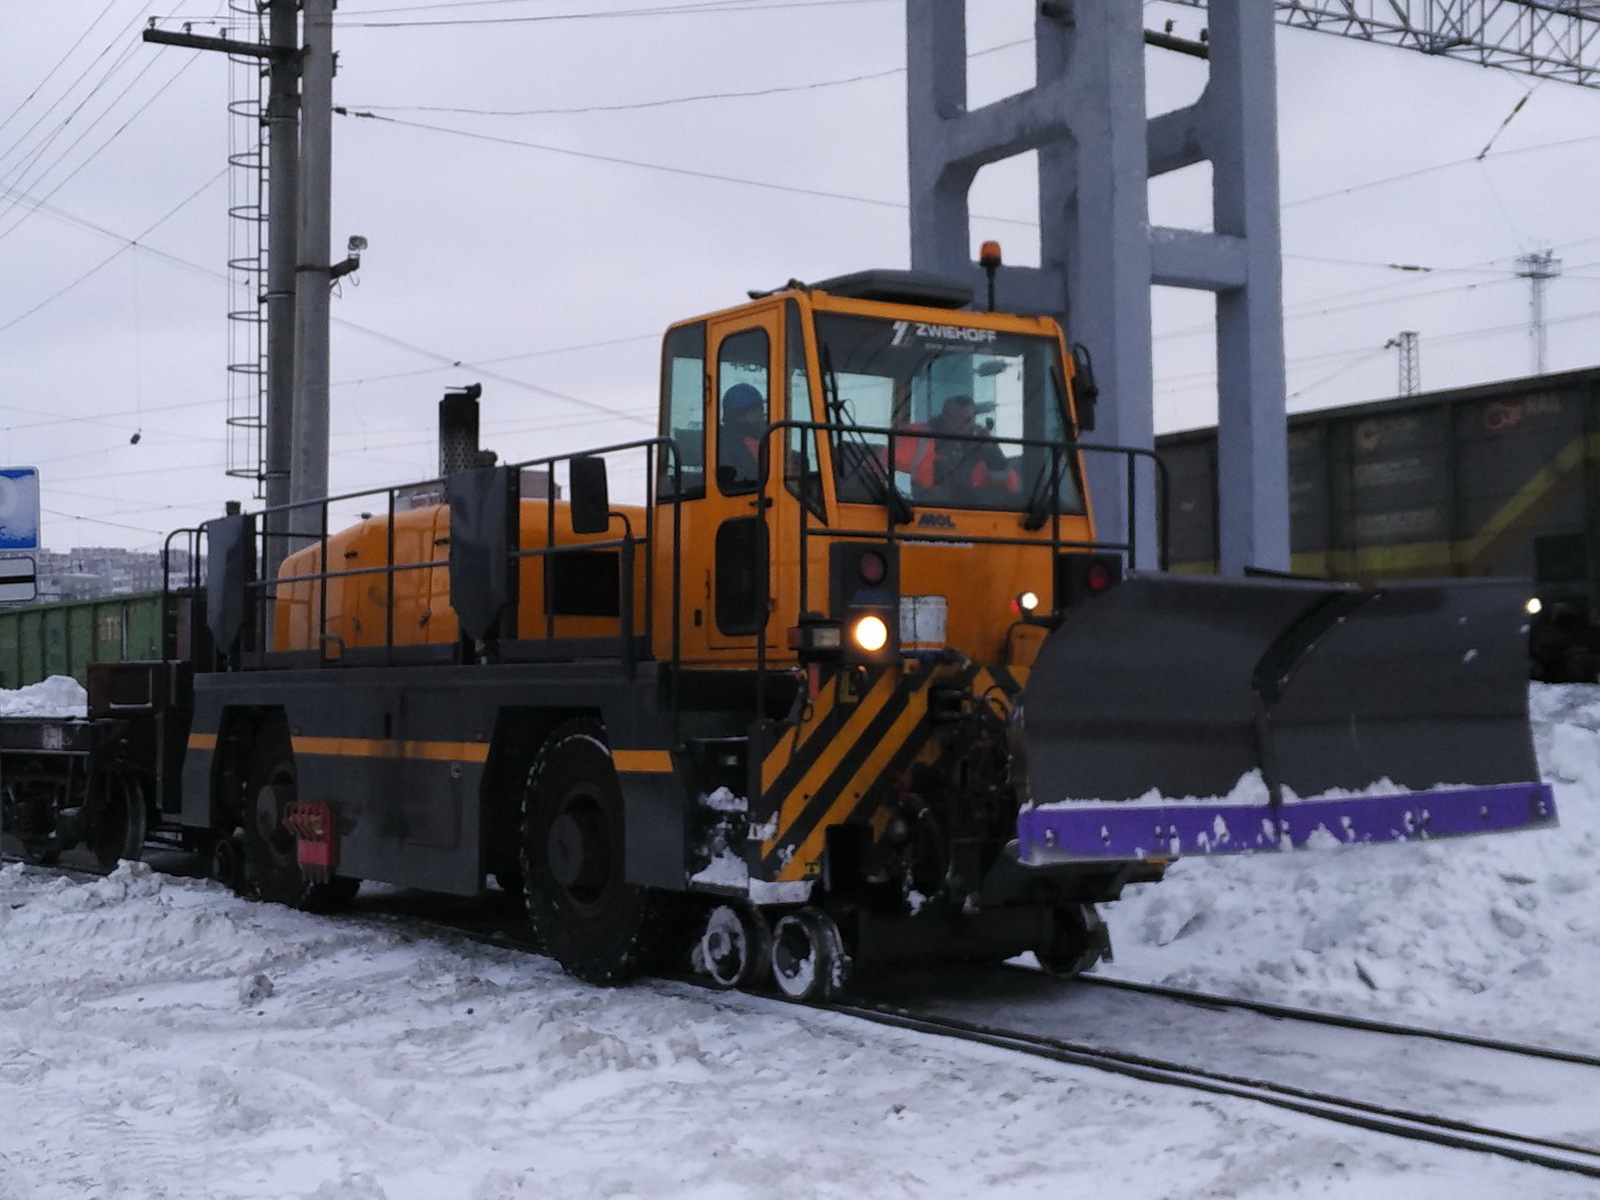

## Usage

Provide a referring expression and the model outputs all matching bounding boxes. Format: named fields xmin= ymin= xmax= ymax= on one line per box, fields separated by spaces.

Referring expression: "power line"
xmin=0 ymin=53 xmax=203 ymax=247
xmin=345 ymin=37 xmax=1030 ymax=117
xmin=341 ymin=0 xmax=892 ymax=28
xmin=0 ymin=8 xmax=153 ymax=178
xmin=0 ymin=0 xmax=126 ymax=140
xmin=0 ymin=168 xmax=230 ymax=339
xmin=339 ymin=107 xmax=928 ymax=217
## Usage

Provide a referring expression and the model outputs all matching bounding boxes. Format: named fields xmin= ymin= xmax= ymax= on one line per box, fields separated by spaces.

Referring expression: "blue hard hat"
xmin=723 ymin=383 xmax=764 ymax=415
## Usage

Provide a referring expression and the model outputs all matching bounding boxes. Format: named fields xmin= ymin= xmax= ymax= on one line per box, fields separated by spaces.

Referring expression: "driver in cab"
xmin=895 ymin=394 xmax=1017 ymax=500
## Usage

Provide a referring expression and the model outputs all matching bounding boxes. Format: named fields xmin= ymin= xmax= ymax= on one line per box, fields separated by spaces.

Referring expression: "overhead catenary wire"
xmin=340 ymin=0 xmax=894 ymax=28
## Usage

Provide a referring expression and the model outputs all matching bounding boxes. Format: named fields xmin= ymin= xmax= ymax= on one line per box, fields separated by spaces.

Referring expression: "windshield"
xmin=815 ymin=312 xmax=1085 ymax=515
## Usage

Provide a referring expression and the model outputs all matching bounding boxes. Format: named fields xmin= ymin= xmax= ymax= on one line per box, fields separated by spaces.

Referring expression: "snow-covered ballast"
xmin=1011 ymin=573 xmax=1557 ymax=863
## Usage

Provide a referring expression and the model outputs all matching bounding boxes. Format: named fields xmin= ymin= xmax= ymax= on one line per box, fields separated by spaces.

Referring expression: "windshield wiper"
xmin=1022 ymin=367 xmax=1071 ymax=531
xmin=822 ymin=345 xmax=912 ymax=525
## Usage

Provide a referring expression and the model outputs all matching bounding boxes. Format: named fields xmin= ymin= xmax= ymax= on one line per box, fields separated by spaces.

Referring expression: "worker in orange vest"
xmin=895 ymin=394 xmax=1017 ymax=498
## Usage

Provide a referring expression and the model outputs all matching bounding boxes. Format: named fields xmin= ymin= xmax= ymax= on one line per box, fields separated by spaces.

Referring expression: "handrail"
xmin=220 ymin=436 xmax=682 ymax=679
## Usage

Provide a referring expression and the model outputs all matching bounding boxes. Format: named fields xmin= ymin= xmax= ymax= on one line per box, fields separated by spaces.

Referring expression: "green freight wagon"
xmin=0 ymin=592 xmax=177 ymax=689
xmin=1157 ymin=366 xmax=1600 ymax=682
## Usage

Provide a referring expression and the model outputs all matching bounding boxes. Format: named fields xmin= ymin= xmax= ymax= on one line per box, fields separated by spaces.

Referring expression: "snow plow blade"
xmin=1013 ymin=573 xmax=1556 ymax=864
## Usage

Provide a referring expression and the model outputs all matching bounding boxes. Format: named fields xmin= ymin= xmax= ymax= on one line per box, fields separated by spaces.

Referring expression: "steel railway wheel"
xmin=770 ymin=908 xmax=850 ymax=1001
xmin=1035 ymin=904 xmax=1110 ymax=978
xmin=519 ymin=719 xmax=672 ymax=985
xmin=240 ymin=745 xmax=359 ymax=914
xmin=698 ymin=903 xmax=772 ymax=990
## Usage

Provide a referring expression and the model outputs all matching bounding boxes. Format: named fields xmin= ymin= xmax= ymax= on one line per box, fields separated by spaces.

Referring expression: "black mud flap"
xmin=1013 ymin=573 xmax=1555 ymax=862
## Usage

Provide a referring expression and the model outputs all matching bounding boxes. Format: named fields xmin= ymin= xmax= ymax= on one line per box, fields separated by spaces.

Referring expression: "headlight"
xmin=850 ymin=613 xmax=890 ymax=654
xmin=1526 ymin=597 xmax=1544 ymax=617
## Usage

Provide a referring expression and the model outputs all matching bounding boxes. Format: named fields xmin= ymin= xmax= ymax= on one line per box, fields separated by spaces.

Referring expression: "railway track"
xmin=830 ymin=993 xmax=1600 ymax=1181
xmin=1077 ymin=973 xmax=1600 ymax=1069
xmin=11 ymin=852 xmax=1600 ymax=1179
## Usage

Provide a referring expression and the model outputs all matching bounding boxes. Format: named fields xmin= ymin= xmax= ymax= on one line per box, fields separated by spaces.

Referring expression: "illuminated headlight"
xmin=850 ymin=614 xmax=890 ymax=654
xmin=1526 ymin=596 xmax=1544 ymax=617
xmin=1015 ymin=590 xmax=1041 ymax=616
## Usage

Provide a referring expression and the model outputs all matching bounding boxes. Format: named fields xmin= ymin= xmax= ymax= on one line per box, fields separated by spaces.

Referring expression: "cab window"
xmin=783 ymin=300 xmax=824 ymax=520
xmin=716 ymin=329 xmax=770 ymax=496
xmin=657 ymin=323 xmax=706 ymax=502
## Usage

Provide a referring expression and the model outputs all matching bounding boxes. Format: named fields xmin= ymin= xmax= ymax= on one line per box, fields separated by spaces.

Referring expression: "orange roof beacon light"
xmin=979 ymin=240 xmax=1003 ymax=311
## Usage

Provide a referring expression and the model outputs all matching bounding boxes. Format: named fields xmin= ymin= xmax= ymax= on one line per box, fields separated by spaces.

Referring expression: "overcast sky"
xmin=4 ymin=0 xmax=1600 ymax=552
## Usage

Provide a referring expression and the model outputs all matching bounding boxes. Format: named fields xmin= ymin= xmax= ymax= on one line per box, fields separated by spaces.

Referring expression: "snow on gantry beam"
xmin=1160 ymin=0 xmax=1600 ymax=88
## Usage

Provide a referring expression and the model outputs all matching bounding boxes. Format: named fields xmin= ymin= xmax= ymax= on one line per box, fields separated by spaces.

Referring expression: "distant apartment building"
xmin=31 ymin=547 xmax=191 ymax=603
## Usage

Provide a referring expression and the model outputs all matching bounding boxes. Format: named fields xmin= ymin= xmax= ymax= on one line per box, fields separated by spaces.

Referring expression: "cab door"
xmin=655 ymin=304 xmax=784 ymax=664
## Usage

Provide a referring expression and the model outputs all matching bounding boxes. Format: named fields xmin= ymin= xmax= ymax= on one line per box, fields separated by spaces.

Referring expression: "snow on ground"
xmin=1102 ymin=684 xmax=1600 ymax=1054
xmin=0 ymin=674 xmax=86 ymax=718
xmin=0 ymin=684 xmax=1597 ymax=1199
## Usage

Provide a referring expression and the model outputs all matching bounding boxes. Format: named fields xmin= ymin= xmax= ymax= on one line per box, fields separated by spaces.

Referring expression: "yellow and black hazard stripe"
xmin=757 ymin=662 xmax=1023 ymax=883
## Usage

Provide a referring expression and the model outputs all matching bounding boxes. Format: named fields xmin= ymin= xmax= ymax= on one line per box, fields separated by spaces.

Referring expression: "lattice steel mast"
xmin=1163 ymin=0 xmax=1600 ymax=86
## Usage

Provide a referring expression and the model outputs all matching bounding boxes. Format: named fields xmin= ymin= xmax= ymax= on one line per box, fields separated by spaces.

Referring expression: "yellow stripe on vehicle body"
xmin=290 ymin=735 xmax=490 ymax=763
xmin=612 ymin=749 xmax=674 ymax=774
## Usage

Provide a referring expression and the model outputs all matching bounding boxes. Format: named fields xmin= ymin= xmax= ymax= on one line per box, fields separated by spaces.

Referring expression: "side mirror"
xmin=1071 ymin=343 xmax=1099 ymax=434
xmin=570 ymin=455 xmax=611 ymax=535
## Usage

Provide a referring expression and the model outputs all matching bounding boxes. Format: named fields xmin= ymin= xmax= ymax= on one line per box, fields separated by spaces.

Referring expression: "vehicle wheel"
xmin=90 ymin=768 xmax=148 ymax=871
xmin=770 ymin=908 xmax=850 ymax=1001
xmin=210 ymin=833 xmax=246 ymax=893
xmin=242 ymin=749 xmax=359 ymax=914
xmin=1035 ymin=904 xmax=1110 ymax=978
xmin=519 ymin=720 xmax=671 ymax=984
xmin=18 ymin=839 xmax=61 ymax=868
xmin=698 ymin=903 xmax=772 ymax=990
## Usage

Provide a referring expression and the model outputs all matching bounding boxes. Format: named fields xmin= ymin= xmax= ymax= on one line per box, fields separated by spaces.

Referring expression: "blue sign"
xmin=0 ymin=467 xmax=40 ymax=551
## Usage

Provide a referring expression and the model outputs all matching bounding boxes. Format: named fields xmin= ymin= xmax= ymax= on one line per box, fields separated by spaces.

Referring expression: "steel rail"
xmin=1076 ymin=972 xmax=1600 ymax=1069
xmin=827 ymin=996 xmax=1600 ymax=1181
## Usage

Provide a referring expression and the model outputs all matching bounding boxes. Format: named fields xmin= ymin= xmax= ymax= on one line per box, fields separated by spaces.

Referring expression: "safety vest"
xmin=894 ymin=426 xmax=1017 ymax=493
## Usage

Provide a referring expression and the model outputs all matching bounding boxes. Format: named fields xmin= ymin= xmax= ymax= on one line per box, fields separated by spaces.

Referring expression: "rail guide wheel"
xmin=697 ymin=903 xmax=772 ymax=990
xmin=770 ymin=907 xmax=852 ymax=1001
xmin=1036 ymin=904 xmax=1111 ymax=978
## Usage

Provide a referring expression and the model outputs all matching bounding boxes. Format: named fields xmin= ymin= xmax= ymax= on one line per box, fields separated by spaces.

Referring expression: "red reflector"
xmin=1086 ymin=562 xmax=1113 ymax=592
xmin=858 ymin=550 xmax=888 ymax=586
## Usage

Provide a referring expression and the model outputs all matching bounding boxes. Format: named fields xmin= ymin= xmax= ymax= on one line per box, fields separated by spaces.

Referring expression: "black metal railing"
xmin=208 ymin=437 xmax=682 ymax=675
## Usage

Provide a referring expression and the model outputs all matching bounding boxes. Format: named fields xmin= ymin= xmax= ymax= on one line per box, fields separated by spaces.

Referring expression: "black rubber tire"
xmin=519 ymin=720 xmax=670 ymax=985
xmin=90 ymin=768 xmax=148 ymax=871
xmin=241 ymin=746 xmax=359 ymax=915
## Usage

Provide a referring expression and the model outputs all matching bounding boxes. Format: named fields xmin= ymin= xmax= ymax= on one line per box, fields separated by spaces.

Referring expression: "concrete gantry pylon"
xmin=907 ymin=0 xmax=1290 ymax=575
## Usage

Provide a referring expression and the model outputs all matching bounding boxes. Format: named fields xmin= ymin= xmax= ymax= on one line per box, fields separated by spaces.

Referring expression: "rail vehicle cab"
xmin=648 ymin=270 xmax=1144 ymax=992
xmin=651 ymin=268 xmax=1100 ymax=671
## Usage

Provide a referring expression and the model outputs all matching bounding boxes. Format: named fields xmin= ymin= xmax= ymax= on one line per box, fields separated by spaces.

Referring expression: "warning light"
xmin=857 ymin=549 xmax=888 ymax=587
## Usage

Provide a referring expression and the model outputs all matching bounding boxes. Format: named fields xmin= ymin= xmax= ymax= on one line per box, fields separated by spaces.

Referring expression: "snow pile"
xmin=3 ymin=685 xmax=1600 ymax=1197
xmin=5 ymin=863 xmax=1591 ymax=1199
xmin=0 ymin=673 xmax=87 ymax=717
xmin=1102 ymin=684 xmax=1600 ymax=1051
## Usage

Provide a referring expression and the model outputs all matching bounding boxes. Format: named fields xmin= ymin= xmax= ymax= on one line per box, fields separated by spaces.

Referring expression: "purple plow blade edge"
xmin=1017 ymin=782 xmax=1558 ymax=864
